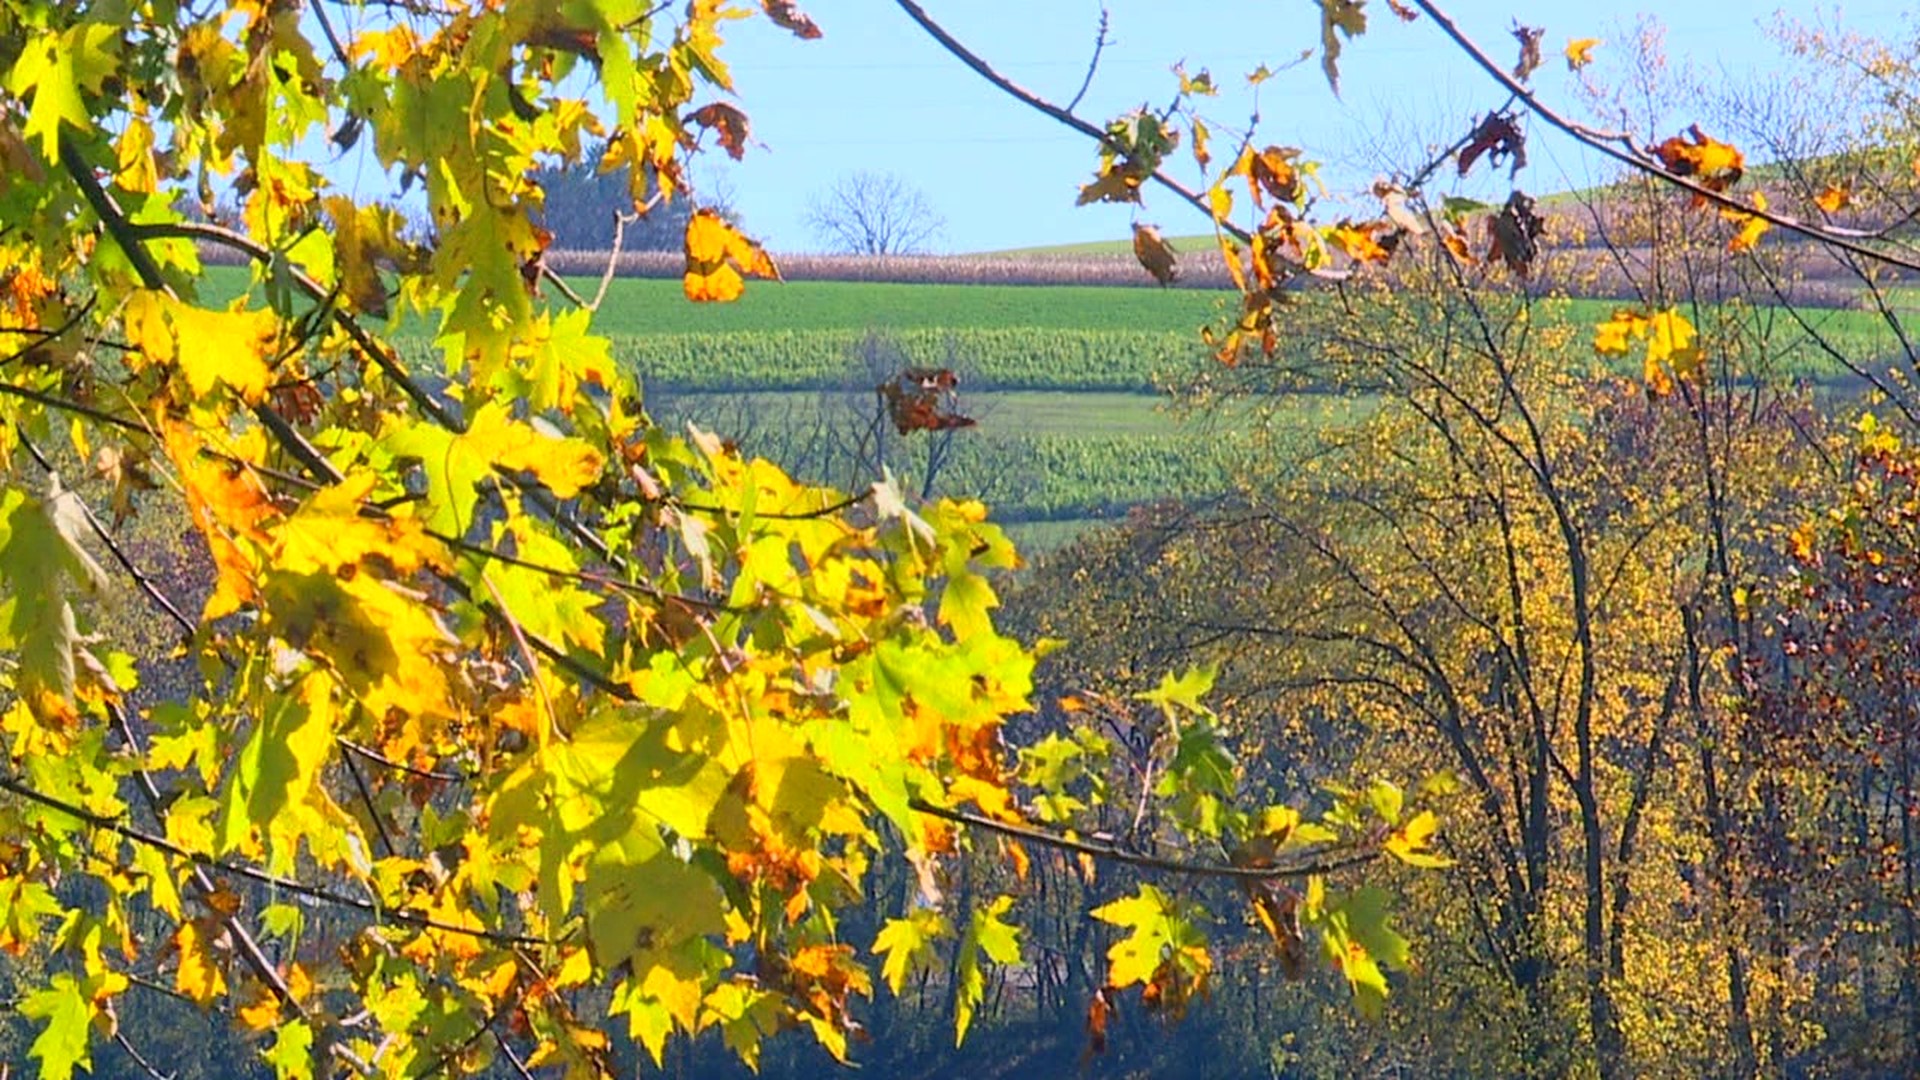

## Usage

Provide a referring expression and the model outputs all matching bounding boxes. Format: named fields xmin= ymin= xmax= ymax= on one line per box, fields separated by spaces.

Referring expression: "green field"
xmin=197 ymin=264 xmax=1913 ymax=548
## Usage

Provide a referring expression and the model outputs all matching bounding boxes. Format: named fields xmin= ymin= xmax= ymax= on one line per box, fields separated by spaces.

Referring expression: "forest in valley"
xmin=5 ymin=1 xmax=1920 ymax=1078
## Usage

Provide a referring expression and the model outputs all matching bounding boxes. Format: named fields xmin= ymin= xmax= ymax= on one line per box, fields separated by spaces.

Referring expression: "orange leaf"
xmin=1565 ymin=37 xmax=1601 ymax=71
xmin=1651 ymin=125 xmax=1744 ymax=195
xmin=683 ymin=209 xmax=780 ymax=302
xmin=1326 ymin=221 xmax=1391 ymax=265
xmin=1814 ymin=184 xmax=1852 ymax=213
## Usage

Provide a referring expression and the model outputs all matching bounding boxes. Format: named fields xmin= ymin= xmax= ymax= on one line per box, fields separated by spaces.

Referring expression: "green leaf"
xmin=1137 ymin=664 xmax=1217 ymax=716
xmin=0 ymin=479 xmax=108 ymax=716
xmin=1367 ymin=778 xmax=1404 ymax=824
xmin=954 ymin=894 xmax=1020 ymax=1044
xmin=5 ymin=22 xmax=118 ymax=156
xmin=216 ymin=673 xmax=335 ymax=863
xmin=265 ymin=1018 xmax=314 ymax=1080
xmin=582 ymin=833 xmax=726 ymax=973
xmin=20 ymin=972 xmax=92 ymax=1080
xmin=873 ymin=909 xmax=951 ymax=995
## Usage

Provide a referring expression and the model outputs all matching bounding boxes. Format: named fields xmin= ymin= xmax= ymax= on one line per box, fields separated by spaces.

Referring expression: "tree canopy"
xmin=6 ymin=0 xmax=1920 ymax=1077
xmin=0 ymin=2 xmax=1458 ymax=1077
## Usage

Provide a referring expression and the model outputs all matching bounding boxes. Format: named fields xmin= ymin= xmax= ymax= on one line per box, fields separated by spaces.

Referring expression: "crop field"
xmin=196 ymin=264 xmax=1912 ymax=549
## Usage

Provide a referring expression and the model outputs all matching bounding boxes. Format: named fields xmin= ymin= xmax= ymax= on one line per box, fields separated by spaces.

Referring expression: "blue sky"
xmin=694 ymin=0 xmax=1912 ymax=253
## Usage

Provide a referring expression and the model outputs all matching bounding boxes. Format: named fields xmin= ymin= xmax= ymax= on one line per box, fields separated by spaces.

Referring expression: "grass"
xmin=194 ymin=261 xmax=1920 ymax=545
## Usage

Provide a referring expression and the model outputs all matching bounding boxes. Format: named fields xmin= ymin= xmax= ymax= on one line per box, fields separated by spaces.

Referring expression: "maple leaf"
xmin=1238 ymin=144 xmax=1305 ymax=207
xmin=6 ymin=22 xmax=119 ymax=156
xmin=683 ymin=208 xmax=780 ymax=302
xmin=1457 ymin=113 xmax=1526 ymax=177
xmin=1651 ymin=125 xmax=1745 ymax=196
xmin=1565 ymin=37 xmax=1601 ymax=71
xmin=1511 ymin=23 xmax=1544 ymax=82
xmin=873 ymin=910 xmax=950 ymax=994
xmin=1814 ymin=184 xmax=1852 ymax=213
xmin=1487 ymin=190 xmax=1545 ymax=275
xmin=123 ymin=291 xmax=280 ymax=403
xmin=689 ymin=101 xmax=751 ymax=160
xmin=1326 ymin=220 xmax=1392 ymax=264
xmin=1318 ymin=0 xmax=1368 ymax=94
xmin=20 ymin=973 xmax=93 ymax=1080
xmin=1722 ymin=190 xmax=1772 ymax=253
xmin=954 ymin=894 xmax=1021 ymax=1044
xmin=1132 ymin=223 xmax=1178 ymax=285
xmin=172 ymin=919 xmax=230 ymax=1007
xmin=762 ymin=0 xmax=823 ymax=39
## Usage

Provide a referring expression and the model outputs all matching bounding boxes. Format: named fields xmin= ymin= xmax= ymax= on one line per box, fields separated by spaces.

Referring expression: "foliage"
xmin=0 ymin=3 xmax=1442 ymax=1078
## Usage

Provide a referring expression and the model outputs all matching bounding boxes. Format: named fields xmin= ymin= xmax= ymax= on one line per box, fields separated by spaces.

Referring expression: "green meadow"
xmin=200 ymin=264 xmax=1908 ymax=548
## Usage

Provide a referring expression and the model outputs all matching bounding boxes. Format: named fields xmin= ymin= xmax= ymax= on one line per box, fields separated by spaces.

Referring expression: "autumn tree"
xmin=0 ymin=3 xmax=1450 ymax=1079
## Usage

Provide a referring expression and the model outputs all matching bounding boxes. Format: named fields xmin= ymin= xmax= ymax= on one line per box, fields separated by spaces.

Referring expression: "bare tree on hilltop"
xmin=805 ymin=170 xmax=945 ymax=255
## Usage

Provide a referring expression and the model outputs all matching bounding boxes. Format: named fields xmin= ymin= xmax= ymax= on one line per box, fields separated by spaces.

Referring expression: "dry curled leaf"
xmin=1511 ymin=23 xmax=1544 ymax=82
xmin=1487 ymin=190 xmax=1545 ymax=275
xmin=762 ymin=0 xmax=822 ymax=39
xmin=688 ymin=102 xmax=751 ymax=161
xmin=1132 ymin=223 xmax=1178 ymax=285
xmin=1458 ymin=113 xmax=1526 ymax=177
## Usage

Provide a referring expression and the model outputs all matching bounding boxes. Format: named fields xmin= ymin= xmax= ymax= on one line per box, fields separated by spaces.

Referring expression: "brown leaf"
xmin=1319 ymin=0 xmax=1368 ymax=94
xmin=1511 ymin=23 xmax=1544 ymax=82
xmin=1240 ymin=145 xmax=1304 ymax=207
xmin=1487 ymin=190 xmax=1545 ymax=275
xmin=689 ymin=102 xmax=751 ymax=160
xmin=878 ymin=368 xmax=976 ymax=435
xmin=1458 ymin=113 xmax=1526 ymax=177
xmin=1385 ymin=0 xmax=1418 ymax=20
xmin=1131 ymin=223 xmax=1178 ymax=286
xmin=762 ymin=0 xmax=822 ymax=39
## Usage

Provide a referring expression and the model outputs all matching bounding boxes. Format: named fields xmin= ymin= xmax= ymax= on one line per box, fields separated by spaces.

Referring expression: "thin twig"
xmin=908 ymin=798 xmax=1379 ymax=880
xmin=892 ymin=0 xmax=1253 ymax=248
xmin=113 ymin=1032 xmax=178 ymax=1080
xmin=1064 ymin=6 xmax=1110 ymax=114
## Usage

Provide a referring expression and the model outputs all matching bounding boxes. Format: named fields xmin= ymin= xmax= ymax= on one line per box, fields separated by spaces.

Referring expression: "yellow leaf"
xmin=1593 ymin=308 xmax=1647 ymax=357
xmin=123 ymin=291 xmax=278 ymax=403
xmin=1325 ymin=221 xmax=1390 ymax=264
xmin=173 ymin=920 xmax=228 ymax=1007
xmin=683 ymin=209 xmax=779 ymax=302
xmin=1722 ymin=190 xmax=1770 ymax=252
xmin=1645 ymin=308 xmax=1701 ymax=382
xmin=1564 ymin=37 xmax=1600 ymax=71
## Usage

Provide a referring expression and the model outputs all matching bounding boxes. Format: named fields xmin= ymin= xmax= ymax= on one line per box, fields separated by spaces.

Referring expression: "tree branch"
xmin=1410 ymin=0 xmax=1920 ymax=275
xmin=0 ymin=770 xmax=554 ymax=947
xmin=908 ymin=798 xmax=1379 ymax=880
xmin=892 ymin=0 xmax=1253 ymax=247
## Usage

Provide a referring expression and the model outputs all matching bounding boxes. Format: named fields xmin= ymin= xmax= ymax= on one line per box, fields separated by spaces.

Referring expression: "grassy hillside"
xmin=195 ymin=264 xmax=1908 ymax=548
